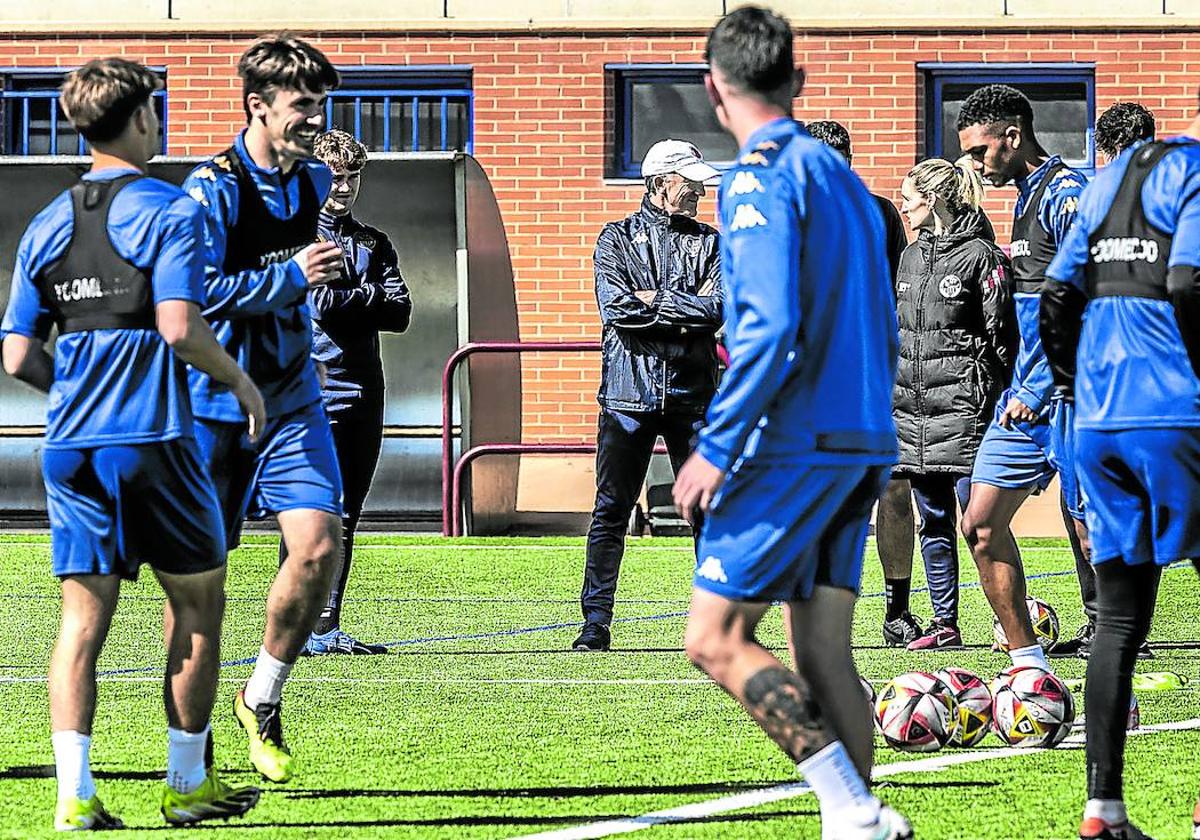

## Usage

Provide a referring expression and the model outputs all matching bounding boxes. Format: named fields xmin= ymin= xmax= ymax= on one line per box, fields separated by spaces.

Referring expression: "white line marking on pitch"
xmin=0 ymin=675 xmax=714 ymax=686
xmin=515 ymin=718 xmax=1200 ymax=840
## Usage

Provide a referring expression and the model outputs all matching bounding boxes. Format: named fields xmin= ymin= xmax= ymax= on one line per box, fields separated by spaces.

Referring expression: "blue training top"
xmin=182 ymin=130 xmax=333 ymax=422
xmin=1046 ymin=136 xmax=1200 ymax=430
xmin=1007 ymin=156 xmax=1087 ymax=415
xmin=696 ymin=118 xmax=898 ymax=471
xmin=1 ymin=168 xmax=204 ymax=448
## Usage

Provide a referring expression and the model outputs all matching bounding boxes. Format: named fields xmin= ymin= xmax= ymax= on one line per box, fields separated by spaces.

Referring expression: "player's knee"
xmin=683 ymin=621 xmax=736 ymax=676
xmin=961 ymin=510 xmax=991 ymax=551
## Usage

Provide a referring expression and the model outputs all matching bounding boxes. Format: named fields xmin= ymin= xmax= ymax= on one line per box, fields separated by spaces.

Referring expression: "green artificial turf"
xmin=0 ymin=532 xmax=1196 ymax=839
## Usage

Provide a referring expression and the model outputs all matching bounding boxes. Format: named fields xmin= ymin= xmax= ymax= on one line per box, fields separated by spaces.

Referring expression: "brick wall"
xmin=4 ymin=30 xmax=1199 ymax=444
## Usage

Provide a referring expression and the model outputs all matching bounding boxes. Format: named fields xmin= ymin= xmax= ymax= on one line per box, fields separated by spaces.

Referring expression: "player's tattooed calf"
xmin=742 ymin=666 xmax=831 ymax=763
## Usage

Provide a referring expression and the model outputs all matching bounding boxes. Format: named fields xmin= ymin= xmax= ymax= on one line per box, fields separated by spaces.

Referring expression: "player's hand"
xmin=634 ymin=289 xmax=657 ymax=304
xmin=998 ymin=396 xmax=1038 ymax=429
xmin=232 ymin=373 xmax=267 ymax=443
xmin=673 ymin=452 xmax=725 ymax=526
xmin=295 ymin=242 xmax=343 ymax=287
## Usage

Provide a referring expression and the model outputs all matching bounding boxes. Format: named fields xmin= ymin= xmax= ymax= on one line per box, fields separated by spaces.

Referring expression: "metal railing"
xmin=442 ymin=341 xmax=602 ymax=536
xmin=1 ymin=88 xmax=167 ymax=156
xmin=326 ymin=88 xmax=473 ymax=153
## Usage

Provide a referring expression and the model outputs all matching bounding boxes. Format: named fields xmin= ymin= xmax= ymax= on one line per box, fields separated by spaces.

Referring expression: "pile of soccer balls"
xmin=868 ymin=665 xmax=1076 ymax=751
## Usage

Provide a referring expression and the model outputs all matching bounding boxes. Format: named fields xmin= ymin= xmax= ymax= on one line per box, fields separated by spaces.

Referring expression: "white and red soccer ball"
xmin=990 ymin=665 xmax=1076 ymax=748
xmin=874 ymin=671 xmax=958 ymax=753
xmin=993 ymin=596 xmax=1060 ymax=652
xmin=936 ymin=667 xmax=993 ymax=747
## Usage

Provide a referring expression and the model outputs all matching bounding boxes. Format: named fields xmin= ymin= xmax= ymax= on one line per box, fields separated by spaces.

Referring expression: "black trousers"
xmin=904 ymin=472 xmax=971 ymax=625
xmin=279 ymin=394 xmax=384 ymax=632
xmin=580 ymin=408 xmax=702 ymax=626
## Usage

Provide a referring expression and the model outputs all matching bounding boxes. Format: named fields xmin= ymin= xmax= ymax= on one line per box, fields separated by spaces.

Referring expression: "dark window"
xmin=330 ymin=66 xmax=472 ymax=153
xmin=1 ymin=69 xmax=167 ymax=157
xmin=609 ymin=65 xmax=737 ymax=179
xmin=921 ymin=63 xmax=1096 ymax=171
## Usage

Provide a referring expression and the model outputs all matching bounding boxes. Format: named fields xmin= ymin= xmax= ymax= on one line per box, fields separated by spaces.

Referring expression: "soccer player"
xmin=1096 ymin=102 xmax=1156 ymax=167
xmin=181 ymin=35 xmax=343 ymax=782
xmin=674 ymin=8 xmax=910 ymax=838
xmin=956 ymin=84 xmax=1089 ymax=668
xmin=0 ymin=58 xmax=264 ymax=830
xmin=1041 ymin=105 xmax=1200 ymax=840
xmin=286 ymin=129 xmax=413 ymax=656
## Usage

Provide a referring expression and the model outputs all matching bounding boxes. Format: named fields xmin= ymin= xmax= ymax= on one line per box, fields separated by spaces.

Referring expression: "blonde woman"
xmin=884 ymin=157 xmax=1017 ymax=650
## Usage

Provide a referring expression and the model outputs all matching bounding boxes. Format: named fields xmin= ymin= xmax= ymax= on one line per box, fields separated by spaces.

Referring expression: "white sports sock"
xmin=1084 ymin=798 xmax=1128 ymax=824
xmin=796 ymin=742 xmax=880 ymax=822
xmin=51 ymin=730 xmax=96 ymax=802
xmin=244 ymin=646 xmax=293 ymax=709
xmin=166 ymin=725 xmax=209 ymax=794
xmin=1010 ymin=643 xmax=1049 ymax=671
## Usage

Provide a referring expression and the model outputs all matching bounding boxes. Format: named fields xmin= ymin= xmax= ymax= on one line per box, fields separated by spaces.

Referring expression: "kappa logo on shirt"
xmin=755 ymin=140 xmax=780 ymax=151
xmin=192 ymin=166 xmax=217 ymax=182
xmin=633 ymin=231 xmax=649 ymax=245
xmin=728 ymin=171 xmax=765 ymax=196
xmin=211 ymin=154 xmax=233 ymax=172
xmin=740 ymin=151 xmax=770 ymax=166
xmin=187 ymin=186 xmax=209 ymax=208
xmin=730 ymin=204 xmax=768 ymax=231
xmin=696 ymin=556 xmax=729 ymax=584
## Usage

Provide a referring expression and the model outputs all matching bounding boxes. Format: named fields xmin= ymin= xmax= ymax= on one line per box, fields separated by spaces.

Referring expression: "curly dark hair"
xmin=1095 ymin=102 xmax=1156 ymax=158
xmin=806 ymin=120 xmax=852 ymax=161
xmin=955 ymin=84 xmax=1034 ymax=133
xmin=314 ymin=129 xmax=367 ymax=172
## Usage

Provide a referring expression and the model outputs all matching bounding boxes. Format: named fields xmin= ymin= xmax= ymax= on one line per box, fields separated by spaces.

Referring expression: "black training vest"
xmin=1010 ymin=161 xmax=1065 ymax=295
xmin=218 ymin=146 xmax=320 ymax=274
xmin=1085 ymin=142 xmax=1178 ymax=302
xmin=37 ymin=175 xmax=155 ymax=335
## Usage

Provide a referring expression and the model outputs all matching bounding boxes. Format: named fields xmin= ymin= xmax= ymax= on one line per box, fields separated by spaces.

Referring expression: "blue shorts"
xmin=1076 ymin=427 xmax=1200 ymax=567
xmin=695 ymin=461 xmax=889 ymax=602
xmin=43 ymin=439 xmax=225 ymax=580
xmin=194 ymin=401 xmax=343 ymax=549
xmin=1048 ymin=399 xmax=1084 ymax=521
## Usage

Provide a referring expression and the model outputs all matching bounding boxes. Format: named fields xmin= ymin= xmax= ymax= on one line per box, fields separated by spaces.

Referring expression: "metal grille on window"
xmin=328 ymin=68 xmax=473 ymax=153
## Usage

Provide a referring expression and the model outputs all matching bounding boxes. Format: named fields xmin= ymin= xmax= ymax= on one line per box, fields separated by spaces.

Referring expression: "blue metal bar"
xmin=353 ymin=96 xmax=362 ymax=140
xmin=466 ymin=92 xmax=474 ymax=155
xmin=328 ymin=87 xmax=473 ymax=98
xmin=439 ymin=96 xmax=447 ymax=151
xmin=410 ymin=96 xmax=418 ymax=152
xmin=21 ymin=97 xmax=29 ymax=155
xmin=49 ymin=101 xmax=57 ymax=156
xmin=325 ymin=97 xmax=333 ymax=132
xmin=382 ymin=96 xmax=391 ymax=151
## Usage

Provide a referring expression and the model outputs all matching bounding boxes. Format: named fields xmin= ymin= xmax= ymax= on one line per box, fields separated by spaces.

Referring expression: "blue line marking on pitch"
xmin=85 ymin=560 xmax=1191 ymax=678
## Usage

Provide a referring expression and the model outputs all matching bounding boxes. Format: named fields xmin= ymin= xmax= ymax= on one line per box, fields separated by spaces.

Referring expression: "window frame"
xmin=0 ymin=66 xmax=168 ymax=157
xmin=920 ymin=62 xmax=1097 ymax=172
xmin=608 ymin=63 xmax=733 ymax=180
xmin=329 ymin=65 xmax=473 ymax=154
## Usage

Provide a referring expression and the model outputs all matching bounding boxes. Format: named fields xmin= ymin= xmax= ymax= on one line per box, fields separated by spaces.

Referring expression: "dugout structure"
xmin=0 ymin=153 xmax=520 ymax=532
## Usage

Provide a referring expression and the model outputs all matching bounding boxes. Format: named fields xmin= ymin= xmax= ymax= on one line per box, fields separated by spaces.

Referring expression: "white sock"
xmin=796 ymin=742 xmax=880 ymax=823
xmin=51 ymin=730 xmax=96 ymax=802
xmin=1084 ymin=798 xmax=1127 ymax=824
xmin=166 ymin=725 xmax=209 ymax=794
xmin=244 ymin=646 xmax=293 ymax=708
xmin=1010 ymin=643 xmax=1049 ymax=671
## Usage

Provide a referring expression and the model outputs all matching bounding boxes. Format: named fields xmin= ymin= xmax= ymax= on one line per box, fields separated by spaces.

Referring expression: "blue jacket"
xmin=312 ymin=211 xmax=412 ymax=400
xmin=594 ymin=196 xmax=723 ymax=414
xmin=697 ymin=118 xmax=897 ymax=471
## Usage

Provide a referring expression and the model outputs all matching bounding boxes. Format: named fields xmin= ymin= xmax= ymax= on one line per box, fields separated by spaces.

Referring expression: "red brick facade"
xmin=5 ymin=30 xmax=1199 ymax=442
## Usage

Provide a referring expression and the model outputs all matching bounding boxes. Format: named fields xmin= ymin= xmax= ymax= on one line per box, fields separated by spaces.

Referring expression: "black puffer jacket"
xmin=893 ymin=208 xmax=1017 ymax=473
xmin=594 ymin=197 xmax=723 ymax=413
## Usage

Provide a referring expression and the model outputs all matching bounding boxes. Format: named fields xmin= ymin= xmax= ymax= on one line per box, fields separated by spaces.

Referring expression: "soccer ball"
xmin=860 ymin=676 xmax=876 ymax=705
xmin=936 ymin=667 xmax=993 ymax=747
xmin=990 ymin=665 xmax=1076 ymax=748
xmin=993 ymin=596 xmax=1060 ymax=652
xmin=874 ymin=671 xmax=959 ymax=753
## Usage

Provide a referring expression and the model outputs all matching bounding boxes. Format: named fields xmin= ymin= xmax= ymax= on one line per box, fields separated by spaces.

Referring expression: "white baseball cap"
xmin=641 ymin=139 xmax=721 ymax=183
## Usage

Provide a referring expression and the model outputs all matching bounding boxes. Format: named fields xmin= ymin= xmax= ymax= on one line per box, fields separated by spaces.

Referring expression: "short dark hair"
xmin=60 ymin=58 xmax=161 ymax=144
xmin=806 ymin=120 xmax=851 ymax=161
xmin=314 ymin=129 xmax=368 ymax=172
xmin=1095 ymin=102 xmax=1156 ymax=158
xmin=704 ymin=6 xmax=795 ymax=100
xmin=238 ymin=34 xmax=340 ymax=120
xmin=955 ymin=84 xmax=1034 ymax=134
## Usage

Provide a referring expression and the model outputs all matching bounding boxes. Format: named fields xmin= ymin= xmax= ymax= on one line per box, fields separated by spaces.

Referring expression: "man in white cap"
xmin=573 ymin=139 xmax=724 ymax=651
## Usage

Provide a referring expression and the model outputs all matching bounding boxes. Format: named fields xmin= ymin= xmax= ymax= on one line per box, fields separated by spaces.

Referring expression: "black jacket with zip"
xmin=893 ymin=208 xmax=1017 ymax=473
xmin=594 ymin=197 xmax=723 ymax=414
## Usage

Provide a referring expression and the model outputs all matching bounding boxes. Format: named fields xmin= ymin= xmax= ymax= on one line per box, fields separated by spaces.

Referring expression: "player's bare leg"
xmin=876 ymin=479 xmax=920 ymax=646
xmin=687 ymin=589 xmax=909 ymax=838
xmin=789 ymin=586 xmax=873 ymax=779
xmin=235 ymin=508 xmax=340 ymax=782
xmin=961 ymin=483 xmax=1045 ymax=661
xmin=50 ymin=575 xmax=122 ymax=830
